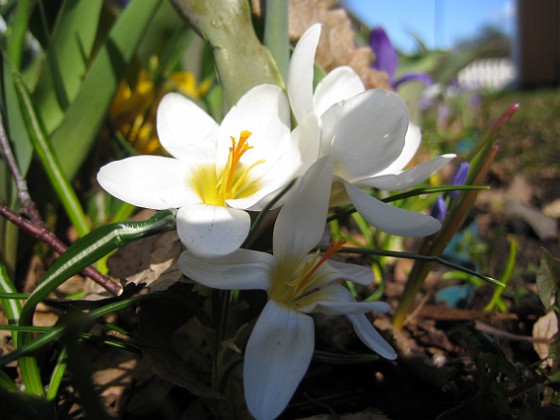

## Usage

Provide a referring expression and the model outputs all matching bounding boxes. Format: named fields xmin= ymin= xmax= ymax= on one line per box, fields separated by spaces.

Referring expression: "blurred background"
xmin=341 ymin=0 xmax=560 ymax=89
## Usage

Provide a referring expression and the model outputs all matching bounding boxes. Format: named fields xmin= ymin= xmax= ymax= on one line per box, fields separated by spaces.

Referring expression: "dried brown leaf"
xmin=106 ymin=230 xmax=183 ymax=292
xmin=287 ymin=0 xmax=391 ymax=89
xmin=532 ymin=310 xmax=558 ymax=364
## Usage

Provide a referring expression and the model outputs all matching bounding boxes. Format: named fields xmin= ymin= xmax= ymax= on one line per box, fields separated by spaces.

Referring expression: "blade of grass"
xmin=485 ymin=235 xmax=517 ymax=312
xmin=14 ymin=74 xmax=90 ymax=237
xmin=333 ymin=246 xmax=503 ymax=287
xmin=0 ymin=264 xmax=43 ymax=396
xmin=46 ymin=347 xmax=67 ymax=401
xmin=36 ymin=1 xmax=70 ymax=112
xmin=5 ymin=0 xmax=35 ymax=70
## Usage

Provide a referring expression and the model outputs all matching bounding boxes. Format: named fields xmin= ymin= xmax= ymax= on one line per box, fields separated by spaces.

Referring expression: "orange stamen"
xmin=297 ymin=239 xmax=346 ymax=291
xmin=225 ymin=130 xmax=253 ymax=192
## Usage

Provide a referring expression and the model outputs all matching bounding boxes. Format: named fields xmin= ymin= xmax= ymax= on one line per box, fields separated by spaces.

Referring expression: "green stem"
xmin=332 ymin=247 xmax=503 ymax=287
xmin=264 ymin=0 xmax=289 ymax=83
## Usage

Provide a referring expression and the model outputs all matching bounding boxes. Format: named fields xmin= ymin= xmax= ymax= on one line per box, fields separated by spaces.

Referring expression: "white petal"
xmin=273 ymin=157 xmax=334 ymax=259
xmin=290 ymin=113 xmax=322 ymax=175
xmin=178 ymin=249 xmax=273 ymax=290
xmin=321 ymin=90 xmax=409 ymax=181
xmin=363 ymin=154 xmax=456 ymax=191
xmin=375 ymin=123 xmax=422 ymax=176
xmin=244 ymin=300 xmax=314 ymax=420
xmin=344 ymin=181 xmax=441 ymax=236
xmin=347 ymin=313 xmax=397 ymax=360
xmin=176 ymin=205 xmax=250 ymax=257
xmin=218 ymin=84 xmax=290 ymax=169
xmin=299 ymin=283 xmax=390 ymax=314
xmin=97 ymin=156 xmax=198 ymax=209
xmin=288 ymin=24 xmax=321 ymax=122
xmin=326 ymin=260 xmax=374 ymax=285
xmin=313 ymin=66 xmax=365 ymax=117
xmin=156 ymin=92 xmax=218 ymax=162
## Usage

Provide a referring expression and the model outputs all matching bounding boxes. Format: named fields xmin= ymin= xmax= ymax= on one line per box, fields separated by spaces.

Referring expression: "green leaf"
xmin=537 ymin=248 xmax=560 ymax=311
xmin=50 ymin=0 xmax=163 ymax=181
xmin=32 ymin=0 xmax=103 ymax=133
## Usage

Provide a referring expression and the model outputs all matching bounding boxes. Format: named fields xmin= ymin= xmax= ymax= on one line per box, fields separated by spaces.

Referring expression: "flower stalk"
xmin=171 ymin=0 xmax=284 ymax=108
xmin=392 ymin=103 xmax=520 ymax=330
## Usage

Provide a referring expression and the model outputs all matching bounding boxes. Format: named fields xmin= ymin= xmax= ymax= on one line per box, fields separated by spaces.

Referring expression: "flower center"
xmin=191 ymin=130 xmax=264 ymax=206
xmin=270 ymin=239 xmax=346 ymax=309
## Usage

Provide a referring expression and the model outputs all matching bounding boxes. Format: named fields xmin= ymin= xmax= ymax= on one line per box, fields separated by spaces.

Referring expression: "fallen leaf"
xmin=532 ymin=310 xmax=558 ymax=364
xmin=543 ymin=198 xmax=560 ymax=218
xmin=106 ymin=231 xmax=183 ymax=291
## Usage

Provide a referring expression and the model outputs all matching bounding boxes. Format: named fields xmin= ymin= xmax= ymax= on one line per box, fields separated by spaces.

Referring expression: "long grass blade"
xmin=13 ymin=74 xmax=91 ymax=237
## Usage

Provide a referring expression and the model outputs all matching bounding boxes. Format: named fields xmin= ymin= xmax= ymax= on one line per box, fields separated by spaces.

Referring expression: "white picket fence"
xmin=457 ymin=58 xmax=516 ymax=90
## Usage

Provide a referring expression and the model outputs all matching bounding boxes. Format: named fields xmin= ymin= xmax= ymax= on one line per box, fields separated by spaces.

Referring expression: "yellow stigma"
xmin=191 ymin=130 xmax=264 ymax=206
xmin=270 ymin=239 xmax=347 ymax=308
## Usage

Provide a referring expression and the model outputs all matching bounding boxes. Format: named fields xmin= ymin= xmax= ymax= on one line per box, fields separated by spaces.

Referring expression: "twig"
xmin=474 ymin=320 xmax=549 ymax=344
xmin=0 ymin=116 xmax=121 ymax=296
xmin=0 ymin=113 xmax=42 ymax=223
xmin=0 ymin=204 xmax=121 ymax=296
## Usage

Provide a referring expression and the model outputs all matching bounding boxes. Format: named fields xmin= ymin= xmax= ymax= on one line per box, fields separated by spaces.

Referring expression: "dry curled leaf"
xmin=532 ymin=310 xmax=558 ymax=364
xmin=106 ymin=230 xmax=183 ymax=292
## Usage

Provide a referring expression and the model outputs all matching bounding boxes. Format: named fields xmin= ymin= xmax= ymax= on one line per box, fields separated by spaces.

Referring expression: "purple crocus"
xmin=430 ymin=162 xmax=470 ymax=223
xmin=430 ymin=196 xmax=448 ymax=224
xmin=369 ymin=27 xmax=432 ymax=90
xmin=449 ymin=162 xmax=469 ymax=200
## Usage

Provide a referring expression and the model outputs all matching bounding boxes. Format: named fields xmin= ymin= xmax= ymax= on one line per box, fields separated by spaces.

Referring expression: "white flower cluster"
xmin=97 ymin=24 xmax=454 ymax=420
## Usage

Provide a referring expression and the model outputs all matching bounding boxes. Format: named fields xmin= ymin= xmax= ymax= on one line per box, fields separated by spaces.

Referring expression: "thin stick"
xmin=0 ymin=204 xmax=121 ymax=296
xmin=0 ymin=113 xmax=42 ymax=223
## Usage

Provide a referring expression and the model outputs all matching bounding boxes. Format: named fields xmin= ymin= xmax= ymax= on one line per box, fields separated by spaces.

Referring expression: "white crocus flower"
xmin=288 ymin=24 xmax=456 ymax=237
xmin=98 ymin=84 xmax=302 ymax=257
xmin=179 ymin=157 xmax=396 ymax=420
